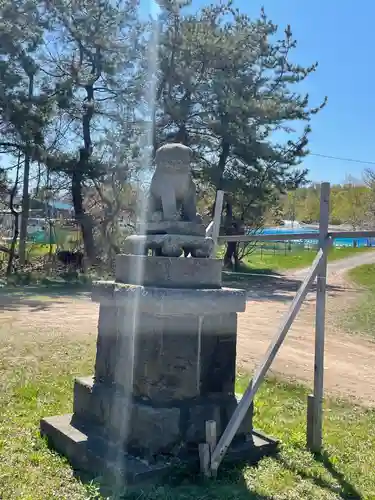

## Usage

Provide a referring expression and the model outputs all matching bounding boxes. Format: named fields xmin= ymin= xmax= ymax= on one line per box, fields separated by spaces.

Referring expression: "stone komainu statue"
xmin=147 ymin=143 xmax=202 ymax=224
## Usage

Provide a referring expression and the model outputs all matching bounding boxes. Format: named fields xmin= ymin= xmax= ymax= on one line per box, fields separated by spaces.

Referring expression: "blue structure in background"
xmin=253 ymin=227 xmax=375 ymax=248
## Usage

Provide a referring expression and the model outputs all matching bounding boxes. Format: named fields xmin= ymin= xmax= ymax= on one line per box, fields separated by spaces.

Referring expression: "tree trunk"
xmin=71 ymin=167 xmax=95 ymax=262
xmin=7 ymin=213 xmax=19 ymax=277
xmin=71 ymin=82 xmax=96 ymax=264
xmin=7 ymin=166 xmax=21 ymax=277
xmin=18 ymin=75 xmax=34 ymax=265
xmin=224 ymin=241 xmax=237 ymax=269
xmin=18 ymin=153 xmax=30 ymax=265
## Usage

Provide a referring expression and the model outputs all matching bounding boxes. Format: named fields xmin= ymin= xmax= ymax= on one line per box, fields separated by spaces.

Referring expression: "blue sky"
xmin=179 ymin=0 xmax=375 ymax=184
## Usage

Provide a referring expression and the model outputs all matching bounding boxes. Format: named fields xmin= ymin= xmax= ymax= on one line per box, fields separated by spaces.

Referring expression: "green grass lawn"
xmin=1 ymin=324 xmax=374 ymax=499
xmin=239 ymin=246 xmax=373 ymax=273
xmin=343 ymin=263 xmax=375 ymax=338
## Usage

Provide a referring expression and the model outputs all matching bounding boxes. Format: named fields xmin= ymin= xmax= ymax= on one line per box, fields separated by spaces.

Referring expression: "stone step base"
xmin=40 ymin=413 xmax=278 ymax=486
xmin=73 ymin=376 xmax=253 ymax=457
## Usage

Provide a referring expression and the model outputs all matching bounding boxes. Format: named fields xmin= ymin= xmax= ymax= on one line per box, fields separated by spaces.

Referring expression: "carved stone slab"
xmin=124 ymin=233 xmax=214 ymax=258
xmin=92 ymin=281 xmax=247 ymax=316
xmin=136 ymin=221 xmax=206 ymax=236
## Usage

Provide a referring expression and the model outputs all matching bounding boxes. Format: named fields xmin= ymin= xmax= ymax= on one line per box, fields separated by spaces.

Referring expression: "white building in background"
xmin=281 ymin=219 xmax=302 ymax=229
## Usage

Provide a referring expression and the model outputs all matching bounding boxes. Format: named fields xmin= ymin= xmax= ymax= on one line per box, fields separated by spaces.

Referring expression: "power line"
xmin=310 ymin=152 xmax=375 ymax=166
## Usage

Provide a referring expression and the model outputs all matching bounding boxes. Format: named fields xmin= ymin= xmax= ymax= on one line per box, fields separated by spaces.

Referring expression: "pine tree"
xmin=156 ymin=1 xmax=326 ymax=262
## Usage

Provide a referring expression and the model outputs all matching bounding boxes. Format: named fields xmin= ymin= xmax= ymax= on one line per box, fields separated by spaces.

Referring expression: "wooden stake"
xmin=307 ymin=182 xmax=330 ymax=453
xmin=205 ymin=420 xmax=217 ymax=454
xmin=199 ymin=443 xmax=210 ymax=477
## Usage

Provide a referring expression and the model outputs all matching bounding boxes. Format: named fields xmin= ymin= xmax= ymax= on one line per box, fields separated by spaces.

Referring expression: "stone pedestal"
xmin=41 ymin=236 xmax=277 ymax=485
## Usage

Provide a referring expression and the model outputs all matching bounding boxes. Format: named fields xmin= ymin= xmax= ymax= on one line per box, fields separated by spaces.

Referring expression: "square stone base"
xmin=72 ymin=376 xmax=254 ymax=458
xmin=40 ymin=413 xmax=278 ymax=486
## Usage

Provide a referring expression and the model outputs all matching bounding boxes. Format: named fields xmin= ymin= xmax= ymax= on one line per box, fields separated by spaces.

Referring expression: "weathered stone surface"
xmin=133 ymin=329 xmax=199 ymax=401
xmin=92 ymin=282 xmax=247 ymax=315
xmin=40 ymin=414 xmax=173 ymax=485
xmin=147 ymin=143 xmax=201 ymax=224
xmin=137 ymin=221 xmax=206 ymax=236
xmin=129 ymin=405 xmax=181 ymax=456
xmin=115 ymin=255 xmax=222 ymax=288
xmin=73 ymin=378 xmax=181 ymax=455
xmin=72 ymin=377 xmax=253 ymax=455
xmin=94 ymin=305 xmax=134 ymax=387
xmin=200 ymin=320 xmax=237 ymax=395
xmin=93 ymin=311 xmax=238 ymax=400
xmin=40 ymin=413 xmax=278 ymax=487
xmin=123 ymin=234 xmax=213 ymax=258
xmin=185 ymin=403 xmax=222 ymax=442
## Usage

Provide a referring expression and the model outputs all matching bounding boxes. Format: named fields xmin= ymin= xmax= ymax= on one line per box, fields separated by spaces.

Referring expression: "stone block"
xmin=132 ymin=329 xmax=200 ymax=401
xmin=93 ymin=310 xmax=238 ymax=401
xmin=40 ymin=414 xmax=173 ymax=484
xmin=199 ymin=315 xmax=237 ymax=395
xmin=94 ymin=306 xmax=134 ymax=387
xmin=115 ymin=254 xmax=222 ymax=289
xmin=185 ymin=403 xmax=222 ymax=442
xmin=92 ymin=282 xmax=247 ymax=316
xmin=73 ymin=376 xmax=93 ymax=419
xmin=129 ymin=404 xmax=181 ymax=456
xmin=73 ymin=377 xmax=181 ymax=456
xmin=137 ymin=221 xmax=206 ymax=236
xmin=72 ymin=376 xmax=253 ymax=455
xmin=40 ymin=413 xmax=278 ymax=487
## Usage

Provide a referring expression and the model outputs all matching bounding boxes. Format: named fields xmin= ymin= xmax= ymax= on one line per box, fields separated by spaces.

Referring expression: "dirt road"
xmin=292 ymin=249 xmax=375 ymax=279
xmin=1 ymin=252 xmax=374 ymax=406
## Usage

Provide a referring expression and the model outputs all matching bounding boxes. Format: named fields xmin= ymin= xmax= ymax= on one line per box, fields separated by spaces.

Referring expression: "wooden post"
xmin=205 ymin=420 xmax=217 ymax=455
xmin=199 ymin=443 xmax=210 ymax=476
xmin=307 ymin=182 xmax=330 ymax=453
xmin=211 ymin=190 xmax=224 ymax=257
xmin=199 ymin=420 xmax=217 ymax=477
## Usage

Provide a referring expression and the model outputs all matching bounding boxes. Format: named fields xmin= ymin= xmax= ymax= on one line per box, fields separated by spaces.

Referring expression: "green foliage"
xmin=0 ymin=0 xmax=53 ymax=153
xmin=282 ymin=183 xmax=371 ymax=226
xmin=0 ymin=0 xmax=327 ymax=262
xmin=156 ymin=1 xmax=326 ymax=225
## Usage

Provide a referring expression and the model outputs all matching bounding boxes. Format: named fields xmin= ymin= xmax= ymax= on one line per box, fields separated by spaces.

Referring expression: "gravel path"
xmin=292 ymin=249 xmax=375 ymax=279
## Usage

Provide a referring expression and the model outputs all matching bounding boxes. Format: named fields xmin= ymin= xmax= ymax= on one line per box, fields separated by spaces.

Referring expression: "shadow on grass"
xmin=278 ymin=449 xmax=362 ymax=500
xmin=74 ymin=463 xmax=273 ymax=500
xmin=0 ymin=282 xmax=91 ymax=312
xmin=315 ymin=450 xmax=362 ymax=499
